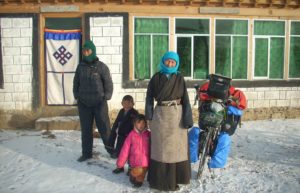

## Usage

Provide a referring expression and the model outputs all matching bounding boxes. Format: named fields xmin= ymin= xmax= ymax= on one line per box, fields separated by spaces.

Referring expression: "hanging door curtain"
xmin=45 ymin=29 xmax=81 ymax=105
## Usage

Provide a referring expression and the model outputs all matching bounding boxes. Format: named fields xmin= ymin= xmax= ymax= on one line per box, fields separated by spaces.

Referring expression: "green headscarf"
xmin=82 ymin=40 xmax=97 ymax=63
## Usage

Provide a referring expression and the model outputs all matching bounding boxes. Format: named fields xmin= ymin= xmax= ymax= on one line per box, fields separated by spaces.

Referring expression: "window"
xmin=253 ymin=20 xmax=285 ymax=79
xmin=175 ymin=18 xmax=210 ymax=79
xmin=134 ymin=18 xmax=169 ymax=79
xmin=289 ymin=21 xmax=300 ymax=78
xmin=215 ymin=19 xmax=248 ymax=79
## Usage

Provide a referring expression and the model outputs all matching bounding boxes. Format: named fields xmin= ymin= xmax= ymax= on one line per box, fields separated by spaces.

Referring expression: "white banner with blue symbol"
xmin=45 ymin=29 xmax=81 ymax=105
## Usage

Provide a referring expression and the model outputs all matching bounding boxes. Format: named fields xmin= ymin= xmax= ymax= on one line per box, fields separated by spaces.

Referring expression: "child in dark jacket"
xmin=113 ymin=114 xmax=150 ymax=188
xmin=107 ymin=95 xmax=138 ymax=158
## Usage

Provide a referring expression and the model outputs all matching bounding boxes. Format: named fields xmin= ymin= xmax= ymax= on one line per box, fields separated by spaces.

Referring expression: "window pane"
xmin=134 ymin=35 xmax=151 ymax=79
xmin=135 ymin=18 xmax=169 ymax=34
xmin=254 ymin=21 xmax=285 ymax=36
xmin=194 ymin=36 xmax=209 ymax=79
xmin=216 ymin=20 xmax=248 ymax=35
xmin=176 ymin=19 xmax=209 ymax=34
xmin=215 ymin=36 xmax=231 ymax=77
xmin=45 ymin=18 xmax=81 ymax=30
xmin=152 ymin=35 xmax=169 ymax=74
xmin=270 ymin=38 xmax=284 ymax=79
xmin=177 ymin=37 xmax=192 ymax=77
xmin=254 ymin=38 xmax=268 ymax=77
xmin=232 ymin=36 xmax=248 ymax=79
xmin=291 ymin=21 xmax=300 ymax=35
xmin=289 ymin=37 xmax=300 ymax=78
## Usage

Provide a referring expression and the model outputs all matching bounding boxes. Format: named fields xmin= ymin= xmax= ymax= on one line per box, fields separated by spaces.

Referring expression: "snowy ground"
xmin=0 ymin=119 xmax=299 ymax=193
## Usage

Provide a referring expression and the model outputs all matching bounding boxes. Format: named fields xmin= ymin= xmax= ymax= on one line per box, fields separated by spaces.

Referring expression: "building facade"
xmin=0 ymin=1 xmax=300 ymax=127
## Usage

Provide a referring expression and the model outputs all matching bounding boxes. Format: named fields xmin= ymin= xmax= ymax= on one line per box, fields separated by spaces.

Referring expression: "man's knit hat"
xmin=82 ymin=40 xmax=97 ymax=63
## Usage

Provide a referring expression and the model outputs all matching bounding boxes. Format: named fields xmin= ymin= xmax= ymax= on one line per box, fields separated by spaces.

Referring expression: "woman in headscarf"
xmin=145 ymin=51 xmax=193 ymax=191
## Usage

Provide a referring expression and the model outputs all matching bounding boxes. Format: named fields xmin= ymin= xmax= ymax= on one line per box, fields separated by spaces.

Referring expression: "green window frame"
xmin=215 ymin=19 xmax=248 ymax=79
xmin=289 ymin=21 xmax=300 ymax=78
xmin=134 ymin=17 xmax=169 ymax=80
xmin=175 ymin=18 xmax=210 ymax=79
xmin=253 ymin=20 xmax=285 ymax=79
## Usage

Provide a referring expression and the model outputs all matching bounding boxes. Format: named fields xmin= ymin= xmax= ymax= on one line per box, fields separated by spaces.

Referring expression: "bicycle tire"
xmin=197 ymin=128 xmax=213 ymax=179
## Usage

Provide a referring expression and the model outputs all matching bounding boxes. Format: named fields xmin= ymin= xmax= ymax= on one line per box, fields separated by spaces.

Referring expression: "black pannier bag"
xmin=207 ymin=74 xmax=231 ymax=100
xmin=199 ymin=101 xmax=225 ymax=129
xmin=221 ymin=114 xmax=241 ymax=136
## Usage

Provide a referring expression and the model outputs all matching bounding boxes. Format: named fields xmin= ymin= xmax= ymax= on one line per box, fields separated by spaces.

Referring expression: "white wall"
xmin=0 ymin=18 xmax=33 ymax=111
xmin=89 ymin=16 xmax=146 ymax=110
xmin=0 ymin=16 xmax=298 ymax=112
xmin=240 ymin=87 xmax=300 ymax=108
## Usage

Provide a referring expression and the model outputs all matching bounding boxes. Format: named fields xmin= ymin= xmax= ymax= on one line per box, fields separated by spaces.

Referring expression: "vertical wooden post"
xmin=169 ymin=16 xmax=175 ymax=51
xmin=222 ymin=0 xmax=226 ymax=7
xmin=248 ymin=18 xmax=253 ymax=80
xmin=129 ymin=14 xmax=134 ymax=80
xmin=284 ymin=20 xmax=290 ymax=80
xmin=210 ymin=18 xmax=215 ymax=74
xmin=39 ymin=14 xmax=46 ymax=106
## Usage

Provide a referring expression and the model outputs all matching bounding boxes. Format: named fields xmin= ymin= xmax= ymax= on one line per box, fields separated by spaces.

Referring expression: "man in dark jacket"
xmin=73 ymin=40 xmax=113 ymax=162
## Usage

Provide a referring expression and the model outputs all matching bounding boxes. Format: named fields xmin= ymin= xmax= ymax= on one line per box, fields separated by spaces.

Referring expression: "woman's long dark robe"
xmin=145 ymin=72 xmax=193 ymax=191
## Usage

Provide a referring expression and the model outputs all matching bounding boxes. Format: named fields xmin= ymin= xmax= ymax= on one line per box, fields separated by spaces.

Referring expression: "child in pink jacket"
xmin=112 ymin=114 xmax=150 ymax=187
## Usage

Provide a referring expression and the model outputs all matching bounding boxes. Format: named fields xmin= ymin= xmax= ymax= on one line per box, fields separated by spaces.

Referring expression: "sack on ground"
xmin=188 ymin=126 xmax=200 ymax=163
xmin=208 ymin=132 xmax=231 ymax=168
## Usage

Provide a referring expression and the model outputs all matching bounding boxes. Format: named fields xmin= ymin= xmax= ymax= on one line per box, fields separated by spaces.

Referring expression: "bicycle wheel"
xmin=197 ymin=128 xmax=213 ymax=179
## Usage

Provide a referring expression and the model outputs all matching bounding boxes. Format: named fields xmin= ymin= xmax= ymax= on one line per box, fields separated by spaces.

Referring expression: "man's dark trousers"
xmin=78 ymin=100 xmax=111 ymax=157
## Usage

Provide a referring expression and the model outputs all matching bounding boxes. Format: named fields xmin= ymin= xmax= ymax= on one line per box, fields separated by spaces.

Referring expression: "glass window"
xmin=253 ymin=20 xmax=285 ymax=79
xmin=175 ymin=18 xmax=210 ymax=79
xmin=289 ymin=21 xmax=300 ymax=78
xmin=45 ymin=18 xmax=81 ymax=30
xmin=134 ymin=18 xmax=169 ymax=79
xmin=216 ymin=19 xmax=248 ymax=35
xmin=176 ymin=19 xmax=209 ymax=34
xmin=215 ymin=19 xmax=248 ymax=79
xmin=254 ymin=20 xmax=285 ymax=36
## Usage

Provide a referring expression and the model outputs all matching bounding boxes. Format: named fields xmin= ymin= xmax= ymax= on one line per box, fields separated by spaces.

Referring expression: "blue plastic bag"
xmin=222 ymin=105 xmax=243 ymax=136
xmin=208 ymin=131 xmax=231 ymax=168
xmin=188 ymin=126 xmax=200 ymax=163
xmin=227 ymin=105 xmax=243 ymax=116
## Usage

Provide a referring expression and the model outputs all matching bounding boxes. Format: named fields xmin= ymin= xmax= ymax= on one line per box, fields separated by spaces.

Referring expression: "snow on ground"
xmin=0 ymin=119 xmax=299 ymax=193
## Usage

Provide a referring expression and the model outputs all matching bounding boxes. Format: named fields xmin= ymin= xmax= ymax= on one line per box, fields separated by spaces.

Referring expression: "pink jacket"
xmin=116 ymin=129 xmax=150 ymax=168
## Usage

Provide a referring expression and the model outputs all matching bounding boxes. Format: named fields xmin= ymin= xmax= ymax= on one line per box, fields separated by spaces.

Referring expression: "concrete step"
xmin=35 ymin=116 xmax=81 ymax=130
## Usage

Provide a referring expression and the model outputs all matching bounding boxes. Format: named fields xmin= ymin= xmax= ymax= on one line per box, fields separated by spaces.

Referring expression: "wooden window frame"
xmin=214 ymin=18 xmax=249 ymax=80
xmin=39 ymin=13 xmax=84 ymax=107
xmin=174 ymin=17 xmax=211 ymax=80
xmin=133 ymin=16 xmax=170 ymax=80
xmin=288 ymin=20 xmax=300 ymax=80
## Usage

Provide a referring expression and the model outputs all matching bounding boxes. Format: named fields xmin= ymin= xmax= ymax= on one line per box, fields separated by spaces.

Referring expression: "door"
xmin=44 ymin=17 xmax=82 ymax=105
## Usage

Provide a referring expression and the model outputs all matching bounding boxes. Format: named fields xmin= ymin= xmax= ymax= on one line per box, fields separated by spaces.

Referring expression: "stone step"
xmin=35 ymin=116 xmax=81 ymax=130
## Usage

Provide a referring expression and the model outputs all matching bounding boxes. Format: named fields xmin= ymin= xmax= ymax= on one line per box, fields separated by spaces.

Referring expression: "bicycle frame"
xmin=196 ymin=98 xmax=226 ymax=179
xmin=197 ymin=124 xmax=222 ymax=179
xmin=195 ymin=74 xmax=233 ymax=179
